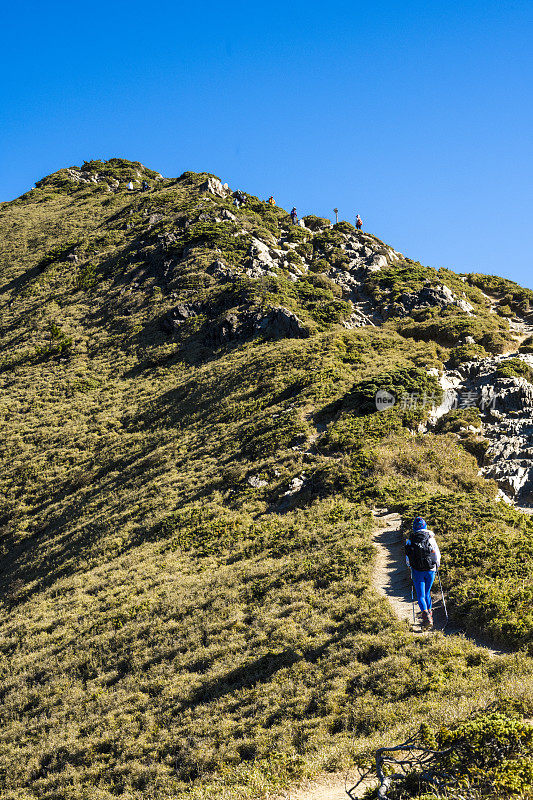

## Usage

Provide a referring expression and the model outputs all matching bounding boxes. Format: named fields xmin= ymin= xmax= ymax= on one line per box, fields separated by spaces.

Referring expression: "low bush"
xmin=302 ymin=214 xmax=330 ymax=231
xmin=333 ymin=220 xmax=355 ymax=234
xmin=495 ymin=357 xmax=533 ymax=383
xmin=375 ymin=712 xmax=533 ymax=799
xmin=348 ymin=367 xmax=442 ymax=414
xmin=468 ymin=273 xmax=533 ymax=314
xmin=448 ymin=342 xmax=487 ymax=365
xmin=519 ymin=335 xmax=533 ymax=354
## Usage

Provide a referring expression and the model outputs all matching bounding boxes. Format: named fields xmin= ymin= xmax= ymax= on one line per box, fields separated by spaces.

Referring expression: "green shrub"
xmin=333 ymin=221 xmax=355 ymax=234
xmin=304 ymin=273 xmax=343 ymax=296
xmin=365 ymin=264 xmax=438 ymax=303
xmin=349 ymin=367 xmax=442 ymax=414
xmin=384 ymin=713 xmax=533 ymax=799
xmin=495 ymin=358 xmax=533 ymax=383
xmin=519 ymin=335 xmax=533 ymax=354
xmin=286 ymin=249 xmax=303 ymax=265
xmin=498 ymin=304 xmax=514 ymax=317
xmin=436 ymin=407 xmax=482 ymax=434
xmin=449 ymin=342 xmax=487 ymax=365
xmin=295 ymin=241 xmax=313 ymax=260
xmin=468 ymin=273 xmax=533 ymax=313
xmin=309 ymin=258 xmax=330 ymax=274
xmin=284 ymin=225 xmax=307 ymax=243
xmin=34 ymin=322 xmax=73 ymax=359
xmin=302 ymin=214 xmax=331 ymax=231
xmin=482 ymin=330 xmax=509 ymax=353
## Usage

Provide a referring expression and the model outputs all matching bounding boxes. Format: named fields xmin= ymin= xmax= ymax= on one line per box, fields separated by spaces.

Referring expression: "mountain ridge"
xmin=0 ymin=158 xmax=532 ymax=800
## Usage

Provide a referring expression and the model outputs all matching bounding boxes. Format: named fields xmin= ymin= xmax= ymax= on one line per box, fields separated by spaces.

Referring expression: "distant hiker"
xmin=141 ymin=180 xmax=149 ymax=192
xmin=405 ymin=517 xmax=441 ymax=629
xmin=355 ymin=214 xmax=363 ymax=231
xmin=268 ymin=196 xmax=275 ymax=205
xmin=127 ymin=181 xmax=134 ymax=191
xmin=233 ymin=191 xmax=247 ymax=208
xmin=290 ymin=207 xmax=298 ymax=224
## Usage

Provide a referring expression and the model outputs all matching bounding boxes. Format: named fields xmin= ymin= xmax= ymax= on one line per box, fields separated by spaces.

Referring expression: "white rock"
xmin=247 ymin=475 xmax=268 ymax=488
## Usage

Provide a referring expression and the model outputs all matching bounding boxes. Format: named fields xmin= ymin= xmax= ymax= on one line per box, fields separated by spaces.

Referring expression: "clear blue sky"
xmin=1 ymin=0 xmax=532 ymax=286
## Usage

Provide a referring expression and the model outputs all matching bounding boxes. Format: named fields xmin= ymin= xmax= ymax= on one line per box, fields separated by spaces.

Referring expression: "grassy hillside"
xmin=0 ymin=160 xmax=531 ymax=799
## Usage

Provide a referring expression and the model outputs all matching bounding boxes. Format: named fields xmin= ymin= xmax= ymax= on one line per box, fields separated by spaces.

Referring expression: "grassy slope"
xmin=0 ymin=161 xmax=531 ymax=799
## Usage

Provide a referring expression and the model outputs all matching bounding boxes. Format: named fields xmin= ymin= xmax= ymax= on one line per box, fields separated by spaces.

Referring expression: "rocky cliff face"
xmin=433 ymin=351 xmax=533 ymax=505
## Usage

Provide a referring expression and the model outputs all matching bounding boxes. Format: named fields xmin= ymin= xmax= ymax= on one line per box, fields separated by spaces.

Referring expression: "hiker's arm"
xmin=433 ymin=541 xmax=441 ymax=567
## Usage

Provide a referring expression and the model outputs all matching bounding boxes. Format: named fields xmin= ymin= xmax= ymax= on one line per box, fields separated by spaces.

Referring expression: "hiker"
xmin=405 ymin=517 xmax=441 ymax=629
xmin=355 ymin=214 xmax=363 ymax=230
xmin=127 ymin=181 xmax=134 ymax=191
xmin=290 ymin=207 xmax=298 ymax=224
xmin=233 ymin=191 xmax=246 ymax=208
xmin=268 ymin=196 xmax=275 ymax=205
xmin=141 ymin=180 xmax=149 ymax=192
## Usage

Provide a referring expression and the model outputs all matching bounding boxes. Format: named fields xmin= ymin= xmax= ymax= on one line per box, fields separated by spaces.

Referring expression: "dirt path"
xmin=478 ymin=287 xmax=533 ymax=348
xmin=280 ymin=773 xmax=348 ymax=800
xmin=282 ymin=509 xmax=510 ymax=800
xmin=371 ymin=510 xmax=507 ymax=654
xmin=279 ymin=772 xmax=374 ymax=800
xmin=371 ymin=511 xmax=421 ymax=630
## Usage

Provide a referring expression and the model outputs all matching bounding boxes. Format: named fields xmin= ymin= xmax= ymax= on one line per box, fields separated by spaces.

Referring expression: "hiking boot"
xmin=427 ymin=610 xmax=433 ymax=628
xmin=421 ymin=611 xmax=431 ymax=629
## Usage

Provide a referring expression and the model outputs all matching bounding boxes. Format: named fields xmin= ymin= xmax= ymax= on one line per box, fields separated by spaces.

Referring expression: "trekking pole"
xmin=409 ymin=569 xmax=416 ymax=624
xmin=436 ymin=568 xmax=448 ymax=626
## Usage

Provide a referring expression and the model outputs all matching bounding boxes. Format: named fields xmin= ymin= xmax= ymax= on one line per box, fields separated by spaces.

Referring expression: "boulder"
xmin=204 ymin=306 xmax=308 ymax=346
xmin=255 ymin=307 xmax=309 ymax=339
xmin=247 ymin=475 xmax=268 ymax=489
xmin=283 ymin=474 xmax=307 ymax=496
xmin=396 ymin=283 xmax=474 ymax=316
xmin=208 ymin=259 xmax=235 ymax=280
xmin=220 ymin=209 xmax=236 ymax=221
xmin=161 ymin=303 xmax=200 ymax=334
xmin=249 ymin=237 xmax=276 ymax=269
xmin=369 ymin=254 xmax=388 ymax=269
xmin=200 ymin=176 xmax=228 ymax=197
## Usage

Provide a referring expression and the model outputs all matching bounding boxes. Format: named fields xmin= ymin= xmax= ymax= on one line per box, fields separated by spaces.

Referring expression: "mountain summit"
xmin=0 ymin=159 xmax=532 ymax=799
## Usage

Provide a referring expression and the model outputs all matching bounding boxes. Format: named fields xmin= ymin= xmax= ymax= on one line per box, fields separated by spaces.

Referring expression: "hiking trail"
xmin=280 ymin=771 xmax=373 ymax=800
xmin=371 ymin=510 xmax=507 ymax=655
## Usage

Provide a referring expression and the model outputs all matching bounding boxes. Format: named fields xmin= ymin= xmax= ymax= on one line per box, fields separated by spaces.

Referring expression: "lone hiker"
xmin=405 ymin=517 xmax=441 ymax=630
xmin=355 ymin=214 xmax=363 ymax=231
xmin=290 ymin=207 xmax=298 ymax=224
xmin=268 ymin=195 xmax=275 ymax=205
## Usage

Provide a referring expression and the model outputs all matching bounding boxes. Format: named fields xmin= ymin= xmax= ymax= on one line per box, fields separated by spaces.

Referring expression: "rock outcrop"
xmin=205 ymin=306 xmax=309 ymax=346
xmin=393 ymin=283 xmax=474 ymax=318
xmin=431 ymin=353 xmax=533 ymax=504
xmin=200 ymin=176 xmax=230 ymax=197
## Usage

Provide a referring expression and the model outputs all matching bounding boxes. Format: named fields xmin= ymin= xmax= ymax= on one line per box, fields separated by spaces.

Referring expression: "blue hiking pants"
xmin=411 ymin=568 xmax=435 ymax=612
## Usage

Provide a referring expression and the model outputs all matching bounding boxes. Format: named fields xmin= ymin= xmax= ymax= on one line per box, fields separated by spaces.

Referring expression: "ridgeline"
xmin=0 ymin=159 xmax=531 ymax=799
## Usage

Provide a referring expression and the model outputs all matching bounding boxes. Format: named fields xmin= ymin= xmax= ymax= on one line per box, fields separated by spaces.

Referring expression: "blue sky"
xmin=1 ymin=0 xmax=532 ymax=285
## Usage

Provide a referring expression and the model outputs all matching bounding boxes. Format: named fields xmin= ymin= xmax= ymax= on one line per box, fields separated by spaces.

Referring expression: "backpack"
xmin=405 ymin=532 xmax=437 ymax=571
